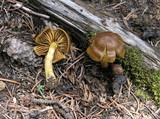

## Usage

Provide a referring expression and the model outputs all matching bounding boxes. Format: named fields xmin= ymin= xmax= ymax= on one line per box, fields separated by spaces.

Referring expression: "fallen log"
xmin=28 ymin=0 xmax=160 ymax=70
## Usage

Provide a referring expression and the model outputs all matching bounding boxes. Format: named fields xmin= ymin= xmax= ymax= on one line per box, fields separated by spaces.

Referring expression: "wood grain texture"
xmin=29 ymin=0 xmax=160 ymax=70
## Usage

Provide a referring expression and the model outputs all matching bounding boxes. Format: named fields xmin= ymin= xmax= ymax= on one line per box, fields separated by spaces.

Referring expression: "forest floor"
xmin=0 ymin=0 xmax=160 ymax=119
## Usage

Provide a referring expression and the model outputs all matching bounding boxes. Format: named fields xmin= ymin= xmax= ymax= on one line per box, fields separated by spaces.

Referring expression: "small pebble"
xmin=0 ymin=81 xmax=6 ymax=91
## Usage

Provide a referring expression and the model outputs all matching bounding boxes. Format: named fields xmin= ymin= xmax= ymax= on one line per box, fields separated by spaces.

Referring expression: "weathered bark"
xmin=28 ymin=0 xmax=160 ymax=70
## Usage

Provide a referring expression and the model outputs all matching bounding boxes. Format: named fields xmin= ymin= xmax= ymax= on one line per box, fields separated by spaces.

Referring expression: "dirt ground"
xmin=0 ymin=0 xmax=160 ymax=119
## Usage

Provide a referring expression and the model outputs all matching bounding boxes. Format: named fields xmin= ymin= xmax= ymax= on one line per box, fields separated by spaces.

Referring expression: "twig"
xmin=124 ymin=84 xmax=140 ymax=113
xmin=119 ymin=104 xmax=134 ymax=119
xmin=52 ymin=109 xmax=61 ymax=119
xmin=112 ymin=1 xmax=127 ymax=9
xmin=7 ymin=0 xmax=50 ymax=19
xmin=76 ymin=108 xmax=87 ymax=118
xmin=87 ymin=106 xmax=101 ymax=118
xmin=3 ymin=114 xmax=12 ymax=119
xmin=2 ymin=5 xmax=22 ymax=11
xmin=72 ymin=52 xmax=85 ymax=61
xmin=0 ymin=78 xmax=20 ymax=85
xmin=31 ymin=70 xmax=42 ymax=92
xmin=77 ymin=65 xmax=84 ymax=79
xmin=66 ymin=55 xmax=84 ymax=71
xmin=97 ymin=103 xmax=110 ymax=109
xmin=152 ymin=0 xmax=160 ymax=8
xmin=0 ymin=0 xmax=5 ymax=11
xmin=126 ymin=78 xmax=132 ymax=97
xmin=4 ymin=103 xmax=30 ymax=113
xmin=118 ymin=84 xmax=123 ymax=99
xmin=10 ymin=65 xmax=35 ymax=83
xmin=92 ymin=109 xmax=104 ymax=118
xmin=97 ymin=97 xmax=117 ymax=110
xmin=145 ymin=105 xmax=160 ymax=119
xmin=13 ymin=3 xmax=49 ymax=19
xmin=142 ymin=6 xmax=148 ymax=16
xmin=29 ymin=106 xmax=53 ymax=118
xmin=124 ymin=8 xmax=137 ymax=20
xmin=32 ymin=98 xmax=73 ymax=119
xmin=72 ymin=109 xmax=77 ymax=119
xmin=130 ymin=91 xmax=139 ymax=113
xmin=31 ymin=79 xmax=42 ymax=92
xmin=23 ymin=18 xmax=34 ymax=31
xmin=109 ymin=98 xmax=134 ymax=119
xmin=68 ymin=99 xmax=77 ymax=119
xmin=31 ymin=98 xmax=59 ymax=105
xmin=155 ymin=40 xmax=160 ymax=47
xmin=155 ymin=108 xmax=160 ymax=114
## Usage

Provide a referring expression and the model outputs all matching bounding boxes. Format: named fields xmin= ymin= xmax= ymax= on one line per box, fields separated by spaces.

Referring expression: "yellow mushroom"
xmin=34 ymin=27 xmax=70 ymax=89
xmin=87 ymin=32 xmax=125 ymax=67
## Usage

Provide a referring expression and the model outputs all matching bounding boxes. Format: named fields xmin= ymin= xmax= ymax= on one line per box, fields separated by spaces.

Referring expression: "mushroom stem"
xmin=45 ymin=42 xmax=57 ymax=86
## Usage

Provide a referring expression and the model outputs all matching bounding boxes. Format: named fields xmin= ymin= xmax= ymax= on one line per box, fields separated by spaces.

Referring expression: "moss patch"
xmin=117 ymin=47 xmax=160 ymax=104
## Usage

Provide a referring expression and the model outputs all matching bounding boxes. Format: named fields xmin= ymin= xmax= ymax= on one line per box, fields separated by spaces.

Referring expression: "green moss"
xmin=136 ymin=89 xmax=152 ymax=101
xmin=117 ymin=47 xmax=160 ymax=104
xmin=86 ymin=30 xmax=102 ymax=40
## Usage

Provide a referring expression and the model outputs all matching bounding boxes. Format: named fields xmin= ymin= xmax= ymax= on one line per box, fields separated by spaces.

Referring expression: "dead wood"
xmin=28 ymin=0 xmax=160 ymax=70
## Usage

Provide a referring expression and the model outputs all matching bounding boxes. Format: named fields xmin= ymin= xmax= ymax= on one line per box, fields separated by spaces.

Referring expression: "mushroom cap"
xmin=111 ymin=64 xmax=124 ymax=75
xmin=34 ymin=27 xmax=70 ymax=63
xmin=87 ymin=32 xmax=125 ymax=67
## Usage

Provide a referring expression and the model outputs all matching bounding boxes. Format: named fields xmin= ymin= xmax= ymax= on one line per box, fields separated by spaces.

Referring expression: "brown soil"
xmin=0 ymin=0 xmax=159 ymax=119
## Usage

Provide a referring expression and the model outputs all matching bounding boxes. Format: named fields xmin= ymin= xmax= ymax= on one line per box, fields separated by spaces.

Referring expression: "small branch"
xmin=29 ymin=106 xmax=53 ymax=118
xmin=124 ymin=8 xmax=137 ymax=20
xmin=31 ymin=79 xmax=42 ymax=92
xmin=31 ymin=98 xmax=74 ymax=119
xmin=31 ymin=98 xmax=60 ymax=105
xmin=145 ymin=105 xmax=160 ymax=119
xmin=112 ymin=1 xmax=126 ymax=9
xmin=31 ymin=69 xmax=42 ymax=92
xmin=124 ymin=84 xmax=140 ymax=113
xmin=0 ymin=78 xmax=20 ymax=85
xmin=8 ymin=0 xmax=50 ymax=19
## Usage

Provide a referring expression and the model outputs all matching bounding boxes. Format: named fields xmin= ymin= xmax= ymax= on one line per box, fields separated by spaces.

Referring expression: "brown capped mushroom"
xmin=111 ymin=64 xmax=124 ymax=75
xmin=87 ymin=32 xmax=125 ymax=67
xmin=34 ymin=27 xmax=70 ymax=89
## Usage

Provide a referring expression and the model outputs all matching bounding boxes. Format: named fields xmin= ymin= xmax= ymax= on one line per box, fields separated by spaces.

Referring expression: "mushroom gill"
xmin=34 ymin=27 xmax=70 ymax=89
